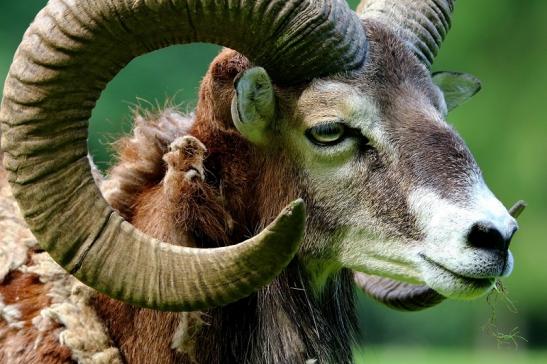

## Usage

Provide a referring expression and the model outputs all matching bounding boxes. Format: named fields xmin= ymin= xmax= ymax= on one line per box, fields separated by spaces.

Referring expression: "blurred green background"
xmin=1 ymin=1 xmax=545 ymax=363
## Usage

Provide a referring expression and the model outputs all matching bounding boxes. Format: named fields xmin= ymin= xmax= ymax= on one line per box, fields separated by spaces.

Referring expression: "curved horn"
xmin=357 ymin=0 xmax=455 ymax=68
xmin=354 ymin=272 xmax=445 ymax=311
xmin=0 ymin=0 xmax=367 ymax=311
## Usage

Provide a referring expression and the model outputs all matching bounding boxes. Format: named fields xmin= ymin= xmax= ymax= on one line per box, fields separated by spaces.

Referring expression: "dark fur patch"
xmin=193 ymin=263 xmax=356 ymax=364
xmin=361 ymin=21 xmax=479 ymax=202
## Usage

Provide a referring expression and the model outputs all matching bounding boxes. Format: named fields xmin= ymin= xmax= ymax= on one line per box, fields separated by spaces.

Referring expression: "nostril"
xmin=467 ymin=222 xmax=511 ymax=251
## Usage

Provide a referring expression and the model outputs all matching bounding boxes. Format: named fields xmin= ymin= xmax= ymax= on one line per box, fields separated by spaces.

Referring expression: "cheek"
xmin=297 ymin=154 xmax=368 ymax=235
xmin=347 ymin=153 xmax=422 ymax=240
xmin=305 ymin=164 xmax=361 ymax=216
xmin=302 ymin=151 xmax=422 ymax=241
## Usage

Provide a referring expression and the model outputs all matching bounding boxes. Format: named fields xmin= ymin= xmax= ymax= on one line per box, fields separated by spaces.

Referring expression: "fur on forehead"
xmin=351 ymin=21 xmax=441 ymax=107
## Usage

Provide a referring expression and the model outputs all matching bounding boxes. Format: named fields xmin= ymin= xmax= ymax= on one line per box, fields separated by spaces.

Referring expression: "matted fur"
xmin=0 ymin=167 xmax=37 ymax=283
xmin=0 ymin=164 xmax=122 ymax=363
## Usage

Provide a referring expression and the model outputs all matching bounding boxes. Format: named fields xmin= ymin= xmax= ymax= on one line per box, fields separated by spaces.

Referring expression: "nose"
xmin=467 ymin=221 xmax=517 ymax=251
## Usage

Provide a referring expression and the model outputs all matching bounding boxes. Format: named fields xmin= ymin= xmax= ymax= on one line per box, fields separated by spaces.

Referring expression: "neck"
xmin=193 ymin=260 xmax=357 ymax=364
xmin=184 ymin=121 xmax=357 ymax=362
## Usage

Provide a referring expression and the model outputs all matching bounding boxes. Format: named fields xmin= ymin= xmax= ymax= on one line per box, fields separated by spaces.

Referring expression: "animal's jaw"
xmin=417 ymin=242 xmax=514 ymax=299
xmin=335 ymin=225 xmax=514 ymax=301
xmin=416 ymin=236 xmax=515 ymax=295
xmin=335 ymin=232 xmax=425 ymax=285
xmin=419 ymin=253 xmax=497 ymax=299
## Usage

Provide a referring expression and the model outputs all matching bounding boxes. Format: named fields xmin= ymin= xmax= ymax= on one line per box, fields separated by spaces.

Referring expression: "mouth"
xmin=419 ymin=253 xmax=496 ymax=299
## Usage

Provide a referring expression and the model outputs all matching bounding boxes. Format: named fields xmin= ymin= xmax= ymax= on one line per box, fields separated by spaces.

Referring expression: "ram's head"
xmin=0 ymin=0 xmax=521 ymax=312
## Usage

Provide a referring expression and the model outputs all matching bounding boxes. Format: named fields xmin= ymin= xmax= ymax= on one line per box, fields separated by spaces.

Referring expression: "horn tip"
xmin=509 ymin=200 xmax=527 ymax=219
xmin=280 ymin=198 xmax=303 ymax=214
xmin=286 ymin=198 xmax=306 ymax=220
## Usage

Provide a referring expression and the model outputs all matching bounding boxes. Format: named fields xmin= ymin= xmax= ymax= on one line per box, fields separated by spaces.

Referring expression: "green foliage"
xmin=483 ymin=281 xmax=527 ymax=349
xmin=1 ymin=0 xmax=546 ymax=352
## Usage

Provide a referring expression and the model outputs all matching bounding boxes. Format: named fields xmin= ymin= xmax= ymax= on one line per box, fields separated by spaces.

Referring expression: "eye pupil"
xmin=307 ymin=123 xmax=345 ymax=146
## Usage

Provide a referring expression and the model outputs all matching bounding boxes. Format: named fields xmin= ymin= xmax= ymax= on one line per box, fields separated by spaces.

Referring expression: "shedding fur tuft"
xmin=171 ymin=311 xmax=209 ymax=363
xmin=20 ymin=253 xmax=122 ymax=363
xmin=101 ymin=108 xmax=195 ymax=220
xmin=0 ymin=296 xmax=23 ymax=329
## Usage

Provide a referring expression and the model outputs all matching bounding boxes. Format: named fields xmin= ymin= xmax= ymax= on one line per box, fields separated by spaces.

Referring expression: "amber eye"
xmin=306 ymin=123 xmax=347 ymax=146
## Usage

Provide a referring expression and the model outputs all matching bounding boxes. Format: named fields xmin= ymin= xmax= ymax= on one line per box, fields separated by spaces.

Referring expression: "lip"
xmin=419 ymin=253 xmax=495 ymax=290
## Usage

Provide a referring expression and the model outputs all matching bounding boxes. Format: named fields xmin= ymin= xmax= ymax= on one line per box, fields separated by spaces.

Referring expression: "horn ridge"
xmin=357 ymin=0 xmax=455 ymax=68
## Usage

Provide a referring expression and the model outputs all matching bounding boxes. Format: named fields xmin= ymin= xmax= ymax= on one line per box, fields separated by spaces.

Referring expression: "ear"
xmin=231 ymin=67 xmax=275 ymax=145
xmin=432 ymin=71 xmax=482 ymax=112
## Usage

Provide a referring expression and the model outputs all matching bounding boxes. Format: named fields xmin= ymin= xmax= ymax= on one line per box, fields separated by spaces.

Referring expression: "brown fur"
xmin=0 ymin=266 xmax=73 ymax=364
xmin=90 ymin=50 xmax=273 ymax=364
xmin=101 ymin=109 xmax=195 ymax=221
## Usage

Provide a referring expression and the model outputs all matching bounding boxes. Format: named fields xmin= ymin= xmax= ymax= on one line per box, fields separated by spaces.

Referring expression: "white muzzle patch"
xmin=409 ymin=180 xmax=517 ymax=299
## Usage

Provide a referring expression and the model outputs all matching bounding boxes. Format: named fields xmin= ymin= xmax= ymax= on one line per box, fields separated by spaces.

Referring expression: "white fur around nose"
xmin=406 ymin=179 xmax=518 ymax=299
xmin=470 ymin=182 xmax=517 ymax=240
xmin=409 ymin=180 xmax=516 ymax=288
xmin=409 ymin=182 xmax=515 ymax=251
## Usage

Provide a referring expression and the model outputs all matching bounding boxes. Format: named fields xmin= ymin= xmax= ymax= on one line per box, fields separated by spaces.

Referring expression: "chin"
xmin=420 ymin=253 xmax=508 ymax=300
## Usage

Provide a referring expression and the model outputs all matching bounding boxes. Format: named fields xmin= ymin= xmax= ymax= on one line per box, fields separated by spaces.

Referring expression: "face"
xmin=276 ymin=34 xmax=517 ymax=300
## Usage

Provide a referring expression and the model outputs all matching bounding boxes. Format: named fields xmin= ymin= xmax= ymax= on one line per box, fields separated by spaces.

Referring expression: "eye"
xmin=306 ymin=122 xmax=347 ymax=146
